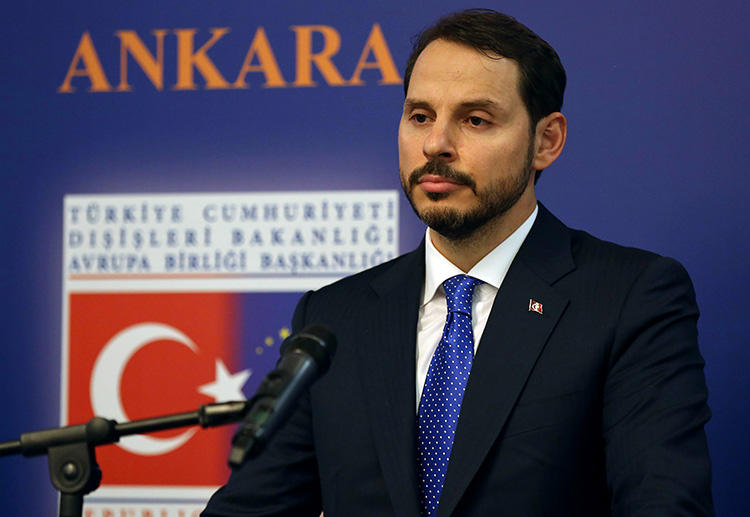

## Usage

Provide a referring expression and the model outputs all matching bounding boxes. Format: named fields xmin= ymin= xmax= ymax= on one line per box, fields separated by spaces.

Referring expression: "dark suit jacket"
xmin=203 ymin=204 xmax=713 ymax=516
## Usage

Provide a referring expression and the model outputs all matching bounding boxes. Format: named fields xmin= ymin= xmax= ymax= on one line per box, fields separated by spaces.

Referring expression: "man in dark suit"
xmin=203 ymin=9 xmax=713 ymax=516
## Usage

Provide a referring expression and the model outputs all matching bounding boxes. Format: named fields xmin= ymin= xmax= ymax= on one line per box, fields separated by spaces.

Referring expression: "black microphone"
xmin=228 ymin=324 xmax=337 ymax=468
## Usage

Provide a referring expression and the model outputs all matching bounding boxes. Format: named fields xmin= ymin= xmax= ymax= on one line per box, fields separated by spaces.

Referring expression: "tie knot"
xmin=443 ymin=275 xmax=482 ymax=315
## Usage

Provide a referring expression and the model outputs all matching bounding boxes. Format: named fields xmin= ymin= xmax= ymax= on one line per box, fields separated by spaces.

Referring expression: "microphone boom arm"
xmin=0 ymin=323 xmax=337 ymax=517
xmin=0 ymin=400 xmax=250 ymax=517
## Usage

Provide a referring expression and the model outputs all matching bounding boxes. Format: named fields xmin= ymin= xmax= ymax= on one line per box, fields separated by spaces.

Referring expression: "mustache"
xmin=407 ymin=160 xmax=476 ymax=192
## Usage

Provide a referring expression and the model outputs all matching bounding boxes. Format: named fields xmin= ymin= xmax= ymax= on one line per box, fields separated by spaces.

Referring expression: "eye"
xmin=468 ymin=116 xmax=488 ymax=127
xmin=410 ymin=113 xmax=429 ymax=124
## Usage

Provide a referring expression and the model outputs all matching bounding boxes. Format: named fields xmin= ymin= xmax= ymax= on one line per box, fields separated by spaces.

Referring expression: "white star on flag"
xmin=198 ymin=359 xmax=251 ymax=402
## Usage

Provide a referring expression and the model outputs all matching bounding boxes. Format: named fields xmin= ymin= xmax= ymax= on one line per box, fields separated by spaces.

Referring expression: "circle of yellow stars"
xmin=255 ymin=327 xmax=291 ymax=355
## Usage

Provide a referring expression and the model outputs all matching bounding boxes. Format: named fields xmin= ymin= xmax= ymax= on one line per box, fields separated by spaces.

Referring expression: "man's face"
xmin=398 ymin=39 xmax=536 ymax=240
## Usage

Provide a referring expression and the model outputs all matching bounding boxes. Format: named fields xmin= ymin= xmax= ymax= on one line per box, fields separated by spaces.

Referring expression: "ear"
xmin=531 ymin=112 xmax=567 ymax=171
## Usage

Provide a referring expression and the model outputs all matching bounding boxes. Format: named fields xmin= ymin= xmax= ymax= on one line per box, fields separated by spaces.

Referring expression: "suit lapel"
xmin=357 ymin=244 xmax=425 ymax=517
xmin=437 ymin=205 xmax=575 ymax=516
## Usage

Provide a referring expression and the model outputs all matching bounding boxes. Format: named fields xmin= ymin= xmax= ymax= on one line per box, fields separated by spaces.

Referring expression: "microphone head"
xmin=280 ymin=324 xmax=337 ymax=372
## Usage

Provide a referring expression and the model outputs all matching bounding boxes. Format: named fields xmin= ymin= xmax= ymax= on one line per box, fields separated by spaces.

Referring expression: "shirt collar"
xmin=422 ymin=205 xmax=538 ymax=306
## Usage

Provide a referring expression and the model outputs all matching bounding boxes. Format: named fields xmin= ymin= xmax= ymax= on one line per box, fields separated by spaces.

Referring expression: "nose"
xmin=422 ymin=121 xmax=456 ymax=162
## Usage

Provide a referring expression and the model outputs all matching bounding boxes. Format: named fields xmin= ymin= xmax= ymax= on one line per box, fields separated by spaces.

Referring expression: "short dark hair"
xmin=403 ymin=9 xmax=566 ymax=179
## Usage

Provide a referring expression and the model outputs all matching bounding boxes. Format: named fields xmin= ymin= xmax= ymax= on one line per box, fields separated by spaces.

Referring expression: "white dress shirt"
xmin=415 ymin=205 xmax=538 ymax=407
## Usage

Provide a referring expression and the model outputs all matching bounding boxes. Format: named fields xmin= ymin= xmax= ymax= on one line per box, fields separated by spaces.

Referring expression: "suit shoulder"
xmin=568 ymin=227 xmax=677 ymax=271
xmin=310 ymin=248 xmax=419 ymax=299
xmin=293 ymin=247 xmax=421 ymax=329
xmin=563 ymin=227 xmax=695 ymax=301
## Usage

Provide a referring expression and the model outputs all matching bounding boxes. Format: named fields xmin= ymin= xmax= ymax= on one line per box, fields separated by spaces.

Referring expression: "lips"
xmin=417 ymin=174 xmax=465 ymax=194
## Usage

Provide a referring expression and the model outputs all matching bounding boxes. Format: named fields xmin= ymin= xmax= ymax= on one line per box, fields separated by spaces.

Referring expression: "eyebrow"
xmin=403 ymin=98 xmax=504 ymax=113
xmin=402 ymin=99 xmax=431 ymax=112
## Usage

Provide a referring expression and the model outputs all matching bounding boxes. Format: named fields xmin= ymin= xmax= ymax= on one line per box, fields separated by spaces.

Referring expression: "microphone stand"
xmin=0 ymin=400 xmax=249 ymax=517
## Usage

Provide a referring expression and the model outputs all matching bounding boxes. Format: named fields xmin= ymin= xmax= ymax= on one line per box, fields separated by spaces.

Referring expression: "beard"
xmin=401 ymin=143 xmax=534 ymax=241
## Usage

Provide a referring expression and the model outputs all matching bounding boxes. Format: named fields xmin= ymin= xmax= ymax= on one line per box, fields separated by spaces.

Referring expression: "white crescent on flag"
xmin=90 ymin=322 xmax=199 ymax=456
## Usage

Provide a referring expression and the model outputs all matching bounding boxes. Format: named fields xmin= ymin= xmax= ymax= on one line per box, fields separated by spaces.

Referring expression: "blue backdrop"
xmin=1 ymin=1 xmax=748 ymax=514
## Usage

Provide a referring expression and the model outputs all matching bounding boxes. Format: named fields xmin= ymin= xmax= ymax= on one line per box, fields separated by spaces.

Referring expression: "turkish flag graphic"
xmin=67 ymin=292 xmax=243 ymax=487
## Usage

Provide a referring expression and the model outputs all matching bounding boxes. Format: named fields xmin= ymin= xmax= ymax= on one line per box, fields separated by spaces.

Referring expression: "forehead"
xmin=407 ymin=39 xmax=523 ymax=107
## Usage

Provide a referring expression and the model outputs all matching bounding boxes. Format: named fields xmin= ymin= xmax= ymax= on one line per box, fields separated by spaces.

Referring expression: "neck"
xmin=430 ymin=193 xmax=537 ymax=272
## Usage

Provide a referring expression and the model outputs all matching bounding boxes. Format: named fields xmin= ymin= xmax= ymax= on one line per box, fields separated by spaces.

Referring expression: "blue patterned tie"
xmin=417 ymin=274 xmax=482 ymax=517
